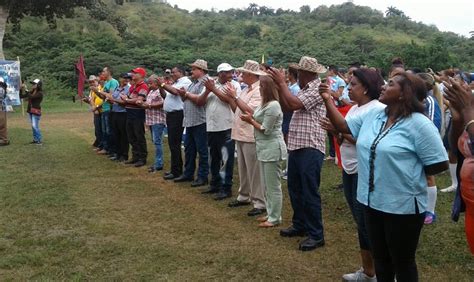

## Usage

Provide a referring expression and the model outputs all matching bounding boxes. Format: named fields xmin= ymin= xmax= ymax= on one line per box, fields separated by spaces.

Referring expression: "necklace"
xmin=368 ymin=119 xmax=398 ymax=192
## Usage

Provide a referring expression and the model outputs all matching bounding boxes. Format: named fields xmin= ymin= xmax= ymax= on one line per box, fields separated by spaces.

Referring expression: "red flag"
xmin=74 ymin=55 xmax=86 ymax=98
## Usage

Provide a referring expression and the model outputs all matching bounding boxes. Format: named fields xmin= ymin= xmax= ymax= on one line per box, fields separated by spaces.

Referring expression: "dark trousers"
xmin=166 ymin=111 xmax=184 ymax=176
xmin=110 ymin=112 xmax=129 ymax=159
xmin=126 ymin=118 xmax=147 ymax=161
xmin=208 ymin=129 xmax=235 ymax=193
xmin=93 ymin=114 xmax=102 ymax=148
xmin=328 ymin=132 xmax=335 ymax=157
xmin=365 ymin=207 xmax=424 ymax=282
xmin=287 ymin=148 xmax=324 ymax=241
xmin=184 ymin=123 xmax=209 ymax=180
xmin=343 ymin=171 xmax=371 ymax=250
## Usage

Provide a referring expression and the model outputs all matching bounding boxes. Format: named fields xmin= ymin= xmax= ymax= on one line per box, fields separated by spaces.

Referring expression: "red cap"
xmin=131 ymin=67 xmax=146 ymax=77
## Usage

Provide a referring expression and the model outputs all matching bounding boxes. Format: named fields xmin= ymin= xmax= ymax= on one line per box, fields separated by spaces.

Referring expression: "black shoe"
xmin=191 ymin=178 xmax=208 ymax=187
xmin=228 ymin=200 xmax=251 ymax=208
xmin=174 ymin=175 xmax=193 ymax=183
xmin=280 ymin=226 xmax=307 ymax=238
xmin=134 ymin=160 xmax=146 ymax=167
xmin=118 ymin=157 xmax=128 ymax=162
xmin=163 ymin=173 xmax=177 ymax=180
xmin=164 ymin=171 xmax=172 ymax=176
xmin=0 ymin=141 xmax=10 ymax=146
xmin=214 ymin=192 xmax=232 ymax=201
xmin=148 ymin=166 xmax=163 ymax=173
xmin=247 ymin=208 xmax=266 ymax=217
xmin=201 ymin=187 xmax=219 ymax=194
xmin=299 ymin=237 xmax=325 ymax=251
xmin=124 ymin=159 xmax=138 ymax=165
xmin=109 ymin=155 xmax=119 ymax=161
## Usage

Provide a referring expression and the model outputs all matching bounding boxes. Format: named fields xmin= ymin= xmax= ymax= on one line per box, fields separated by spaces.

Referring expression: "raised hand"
xmin=223 ymin=83 xmax=237 ymax=98
xmin=320 ymin=117 xmax=338 ymax=135
xmin=177 ymin=87 xmax=187 ymax=98
xmin=318 ymin=82 xmax=332 ymax=101
xmin=267 ymin=67 xmax=286 ymax=85
xmin=204 ymin=77 xmax=215 ymax=91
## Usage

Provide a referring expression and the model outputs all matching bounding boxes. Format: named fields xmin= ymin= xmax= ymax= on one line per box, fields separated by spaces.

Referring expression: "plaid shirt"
xmin=288 ymin=78 xmax=327 ymax=153
xmin=183 ymin=75 xmax=207 ymax=128
xmin=145 ymin=89 xmax=166 ymax=126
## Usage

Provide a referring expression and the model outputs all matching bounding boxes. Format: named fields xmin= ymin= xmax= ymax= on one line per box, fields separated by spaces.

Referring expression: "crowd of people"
xmin=66 ymin=56 xmax=474 ymax=281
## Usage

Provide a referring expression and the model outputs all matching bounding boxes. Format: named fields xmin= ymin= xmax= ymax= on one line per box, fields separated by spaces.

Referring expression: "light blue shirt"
xmin=163 ymin=76 xmax=192 ymax=113
xmin=340 ymin=84 xmax=352 ymax=103
xmin=111 ymin=84 xmax=129 ymax=113
xmin=330 ymin=75 xmax=346 ymax=92
xmin=289 ymin=82 xmax=300 ymax=96
xmin=347 ymin=108 xmax=448 ymax=215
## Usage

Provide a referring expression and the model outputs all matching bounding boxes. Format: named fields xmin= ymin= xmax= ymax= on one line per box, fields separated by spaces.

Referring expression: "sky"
xmin=165 ymin=0 xmax=473 ymax=37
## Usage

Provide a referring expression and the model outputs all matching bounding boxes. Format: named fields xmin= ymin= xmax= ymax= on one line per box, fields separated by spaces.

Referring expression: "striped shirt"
xmin=287 ymin=78 xmax=327 ymax=153
xmin=145 ymin=89 xmax=166 ymax=126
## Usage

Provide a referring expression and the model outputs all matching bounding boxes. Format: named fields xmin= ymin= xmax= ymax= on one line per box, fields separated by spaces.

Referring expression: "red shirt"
xmin=127 ymin=81 xmax=148 ymax=109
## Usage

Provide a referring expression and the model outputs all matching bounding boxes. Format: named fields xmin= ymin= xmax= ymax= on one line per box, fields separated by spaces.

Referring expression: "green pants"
xmin=260 ymin=161 xmax=283 ymax=224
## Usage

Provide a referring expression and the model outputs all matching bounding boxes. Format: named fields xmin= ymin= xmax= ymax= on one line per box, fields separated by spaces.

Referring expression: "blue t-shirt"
xmin=424 ymin=93 xmax=442 ymax=132
xmin=347 ymin=108 xmax=448 ymax=215
xmin=330 ymin=75 xmax=346 ymax=92
xmin=102 ymin=78 xmax=119 ymax=112
xmin=282 ymin=82 xmax=301 ymax=134
xmin=111 ymin=84 xmax=129 ymax=113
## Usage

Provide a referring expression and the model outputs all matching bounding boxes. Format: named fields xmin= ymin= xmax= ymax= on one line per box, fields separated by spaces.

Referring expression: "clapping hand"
xmin=443 ymin=77 xmax=473 ymax=121
xmin=266 ymin=67 xmax=286 ymax=85
xmin=204 ymin=77 xmax=215 ymax=91
xmin=240 ymin=112 xmax=253 ymax=124
xmin=177 ymin=87 xmax=187 ymax=98
xmin=223 ymin=83 xmax=237 ymax=99
xmin=318 ymin=82 xmax=332 ymax=101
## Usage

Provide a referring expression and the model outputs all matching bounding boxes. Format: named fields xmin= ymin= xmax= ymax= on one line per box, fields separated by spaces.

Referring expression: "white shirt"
xmin=341 ymin=99 xmax=386 ymax=174
xmin=163 ymin=76 xmax=192 ymax=113
xmin=206 ymin=79 xmax=241 ymax=132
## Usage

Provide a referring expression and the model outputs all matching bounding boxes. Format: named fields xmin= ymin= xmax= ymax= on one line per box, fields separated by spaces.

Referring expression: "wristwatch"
xmin=234 ymin=96 xmax=239 ymax=101
xmin=160 ymin=83 xmax=166 ymax=88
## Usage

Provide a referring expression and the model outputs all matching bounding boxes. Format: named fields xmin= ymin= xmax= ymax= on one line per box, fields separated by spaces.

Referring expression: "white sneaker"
xmin=342 ymin=268 xmax=377 ymax=281
xmin=440 ymin=185 xmax=456 ymax=193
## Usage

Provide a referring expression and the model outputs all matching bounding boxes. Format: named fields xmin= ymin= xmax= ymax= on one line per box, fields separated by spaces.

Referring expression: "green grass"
xmin=0 ymin=101 xmax=472 ymax=280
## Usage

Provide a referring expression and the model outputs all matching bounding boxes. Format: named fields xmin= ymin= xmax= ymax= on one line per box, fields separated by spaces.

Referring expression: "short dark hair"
xmin=349 ymin=62 xmax=362 ymax=68
xmin=104 ymin=66 xmax=113 ymax=76
xmin=352 ymin=68 xmax=384 ymax=100
xmin=328 ymin=65 xmax=338 ymax=72
xmin=391 ymin=72 xmax=426 ymax=119
xmin=288 ymin=67 xmax=298 ymax=80
xmin=173 ymin=66 xmax=186 ymax=75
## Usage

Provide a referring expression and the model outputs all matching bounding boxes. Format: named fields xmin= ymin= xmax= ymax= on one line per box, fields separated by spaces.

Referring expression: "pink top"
xmin=231 ymin=81 xmax=262 ymax=143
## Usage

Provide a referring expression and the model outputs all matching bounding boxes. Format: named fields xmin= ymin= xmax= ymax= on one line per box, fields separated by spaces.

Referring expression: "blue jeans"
xmin=29 ymin=113 xmax=42 ymax=142
xmin=184 ymin=123 xmax=209 ymax=180
xmin=287 ymin=148 xmax=324 ymax=241
xmin=101 ymin=111 xmax=112 ymax=152
xmin=343 ymin=171 xmax=370 ymax=250
xmin=150 ymin=123 xmax=165 ymax=169
xmin=208 ymin=129 xmax=235 ymax=193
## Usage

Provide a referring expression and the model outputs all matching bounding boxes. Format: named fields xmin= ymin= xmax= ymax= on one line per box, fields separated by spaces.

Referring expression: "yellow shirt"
xmin=90 ymin=85 xmax=104 ymax=113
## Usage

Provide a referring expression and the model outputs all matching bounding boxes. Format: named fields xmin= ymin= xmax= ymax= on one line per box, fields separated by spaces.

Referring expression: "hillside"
xmin=4 ymin=1 xmax=473 ymax=98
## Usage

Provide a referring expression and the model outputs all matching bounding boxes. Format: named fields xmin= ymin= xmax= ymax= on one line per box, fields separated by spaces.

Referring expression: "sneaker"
xmin=440 ymin=185 xmax=456 ymax=193
xmin=424 ymin=211 xmax=436 ymax=225
xmin=324 ymin=156 xmax=335 ymax=161
xmin=342 ymin=267 xmax=376 ymax=281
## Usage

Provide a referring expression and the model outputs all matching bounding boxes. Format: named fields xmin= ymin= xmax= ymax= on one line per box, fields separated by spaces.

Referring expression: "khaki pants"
xmin=0 ymin=111 xmax=8 ymax=144
xmin=236 ymin=141 xmax=266 ymax=209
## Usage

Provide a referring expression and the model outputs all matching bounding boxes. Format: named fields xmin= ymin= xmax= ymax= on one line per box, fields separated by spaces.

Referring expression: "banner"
xmin=0 ymin=60 xmax=21 ymax=106
xmin=75 ymin=55 xmax=86 ymax=98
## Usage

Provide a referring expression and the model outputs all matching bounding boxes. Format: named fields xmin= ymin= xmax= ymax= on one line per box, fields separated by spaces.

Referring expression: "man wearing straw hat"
xmin=172 ymin=59 xmax=210 ymax=187
xmin=223 ymin=60 xmax=267 ymax=217
xmin=268 ymin=56 xmax=327 ymax=251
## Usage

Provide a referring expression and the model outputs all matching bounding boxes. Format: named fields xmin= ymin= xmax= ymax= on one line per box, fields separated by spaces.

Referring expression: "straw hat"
xmin=189 ymin=59 xmax=209 ymax=71
xmin=290 ymin=56 xmax=327 ymax=74
xmin=236 ymin=60 xmax=267 ymax=76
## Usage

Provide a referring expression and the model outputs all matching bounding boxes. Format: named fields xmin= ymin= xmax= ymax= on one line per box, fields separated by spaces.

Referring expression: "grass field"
xmin=0 ymin=100 xmax=472 ymax=280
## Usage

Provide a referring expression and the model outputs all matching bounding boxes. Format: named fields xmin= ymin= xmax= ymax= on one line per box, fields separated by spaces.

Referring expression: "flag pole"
xmin=17 ymin=56 xmax=24 ymax=116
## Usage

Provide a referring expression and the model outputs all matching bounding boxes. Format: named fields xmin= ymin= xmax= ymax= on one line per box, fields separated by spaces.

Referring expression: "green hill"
xmin=4 ymin=1 xmax=473 ymax=98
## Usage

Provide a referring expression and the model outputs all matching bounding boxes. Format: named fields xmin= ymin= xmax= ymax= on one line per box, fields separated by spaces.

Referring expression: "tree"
xmin=0 ymin=0 xmax=126 ymax=59
xmin=300 ymin=5 xmax=311 ymax=14
xmin=247 ymin=3 xmax=259 ymax=17
xmin=385 ymin=6 xmax=404 ymax=17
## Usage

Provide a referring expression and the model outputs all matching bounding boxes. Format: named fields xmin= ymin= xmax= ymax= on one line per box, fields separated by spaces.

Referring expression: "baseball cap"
xmin=0 ymin=77 xmax=4 ymax=83
xmin=30 ymin=78 xmax=41 ymax=84
xmin=88 ymin=75 xmax=97 ymax=81
xmin=120 ymin=73 xmax=132 ymax=79
xmin=217 ymin=63 xmax=234 ymax=73
xmin=131 ymin=67 xmax=146 ymax=77
xmin=165 ymin=69 xmax=171 ymax=74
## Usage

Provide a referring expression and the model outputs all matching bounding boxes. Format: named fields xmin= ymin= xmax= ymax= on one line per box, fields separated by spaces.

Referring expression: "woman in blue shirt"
xmin=319 ymin=72 xmax=448 ymax=282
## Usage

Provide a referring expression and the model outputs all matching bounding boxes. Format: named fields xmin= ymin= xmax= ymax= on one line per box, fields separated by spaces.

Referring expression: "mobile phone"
xmin=321 ymin=78 xmax=327 ymax=84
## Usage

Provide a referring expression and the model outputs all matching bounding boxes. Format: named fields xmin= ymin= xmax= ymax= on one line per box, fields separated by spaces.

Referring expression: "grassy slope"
xmin=0 ymin=101 xmax=472 ymax=280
